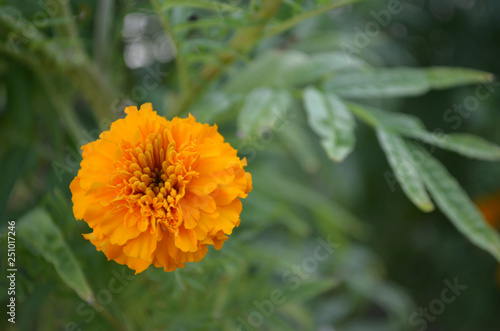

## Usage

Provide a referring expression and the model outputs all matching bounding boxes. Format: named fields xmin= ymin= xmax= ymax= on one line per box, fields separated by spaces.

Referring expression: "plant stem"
xmin=52 ymin=0 xmax=79 ymax=40
xmin=94 ymin=0 xmax=115 ymax=70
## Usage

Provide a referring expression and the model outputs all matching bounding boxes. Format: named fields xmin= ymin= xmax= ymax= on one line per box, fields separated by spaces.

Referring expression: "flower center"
xmin=110 ymin=126 xmax=199 ymax=236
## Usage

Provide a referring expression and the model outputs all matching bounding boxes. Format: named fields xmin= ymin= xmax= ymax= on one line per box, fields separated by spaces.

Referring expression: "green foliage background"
xmin=1 ymin=0 xmax=500 ymax=330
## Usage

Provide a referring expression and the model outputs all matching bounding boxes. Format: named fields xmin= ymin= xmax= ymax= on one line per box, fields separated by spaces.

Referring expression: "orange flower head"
xmin=70 ymin=103 xmax=252 ymax=273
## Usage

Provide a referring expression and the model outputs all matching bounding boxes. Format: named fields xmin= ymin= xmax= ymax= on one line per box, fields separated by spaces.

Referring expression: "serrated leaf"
xmin=376 ymin=128 xmax=434 ymax=212
xmin=347 ymin=103 xmax=500 ymax=160
xmin=237 ymin=88 xmax=292 ymax=138
xmin=161 ymin=0 xmax=241 ymax=12
xmin=409 ymin=144 xmax=500 ymax=262
xmin=324 ymin=67 xmax=493 ymax=98
xmin=17 ymin=208 xmax=94 ymax=303
xmin=303 ymin=87 xmax=356 ymax=162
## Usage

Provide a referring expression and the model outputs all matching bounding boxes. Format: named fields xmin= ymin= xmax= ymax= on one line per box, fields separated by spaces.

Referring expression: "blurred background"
xmin=1 ymin=0 xmax=500 ymax=330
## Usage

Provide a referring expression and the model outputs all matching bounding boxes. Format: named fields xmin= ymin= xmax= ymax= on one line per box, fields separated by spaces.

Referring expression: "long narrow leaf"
xmin=325 ymin=67 xmax=493 ymax=98
xmin=426 ymin=67 xmax=494 ymax=90
xmin=404 ymin=131 xmax=500 ymax=161
xmin=376 ymin=128 xmax=434 ymax=212
xmin=409 ymin=144 xmax=500 ymax=262
xmin=347 ymin=102 xmax=500 ymax=160
xmin=325 ymin=68 xmax=430 ymax=98
xmin=17 ymin=208 xmax=94 ymax=303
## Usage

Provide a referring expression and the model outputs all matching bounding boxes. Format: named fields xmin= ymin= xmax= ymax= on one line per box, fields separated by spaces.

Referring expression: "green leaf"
xmin=17 ymin=208 xmax=94 ymax=303
xmin=226 ymin=51 xmax=305 ymax=93
xmin=161 ymin=0 xmax=241 ymax=12
xmin=409 ymin=144 xmax=500 ymax=262
xmin=403 ymin=131 xmax=500 ymax=161
xmin=237 ymin=88 xmax=292 ymax=138
xmin=347 ymin=103 xmax=500 ymax=160
xmin=325 ymin=68 xmax=429 ymax=98
xmin=226 ymin=50 xmax=365 ymax=93
xmin=324 ymin=67 xmax=493 ymax=98
xmin=303 ymin=87 xmax=356 ymax=162
xmin=347 ymin=102 xmax=424 ymax=132
xmin=279 ymin=52 xmax=367 ymax=87
xmin=426 ymin=67 xmax=494 ymax=90
xmin=376 ymin=128 xmax=434 ymax=212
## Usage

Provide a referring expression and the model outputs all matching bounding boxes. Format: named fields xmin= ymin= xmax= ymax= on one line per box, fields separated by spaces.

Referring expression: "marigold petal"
xmin=114 ymin=252 xmax=151 ymax=274
xmin=175 ymin=227 xmax=198 ymax=252
xmin=89 ymin=208 xmax=140 ymax=245
xmin=179 ymin=199 xmax=200 ymax=229
xmin=123 ymin=231 xmax=157 ymax=262
xmin=154 ymin=236 xmax=182 ymax=271
xmin=70 ymin=177 xmax=92 ymax=220
xmin=175 ymin=245 xmax=208 ymax=264
xmin=214 ymin=199 xmax=242 ymax=235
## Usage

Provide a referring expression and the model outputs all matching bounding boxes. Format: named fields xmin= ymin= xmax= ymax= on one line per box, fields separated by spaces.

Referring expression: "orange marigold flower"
xmin=70 ymin=103 xmax=252 ymax=273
